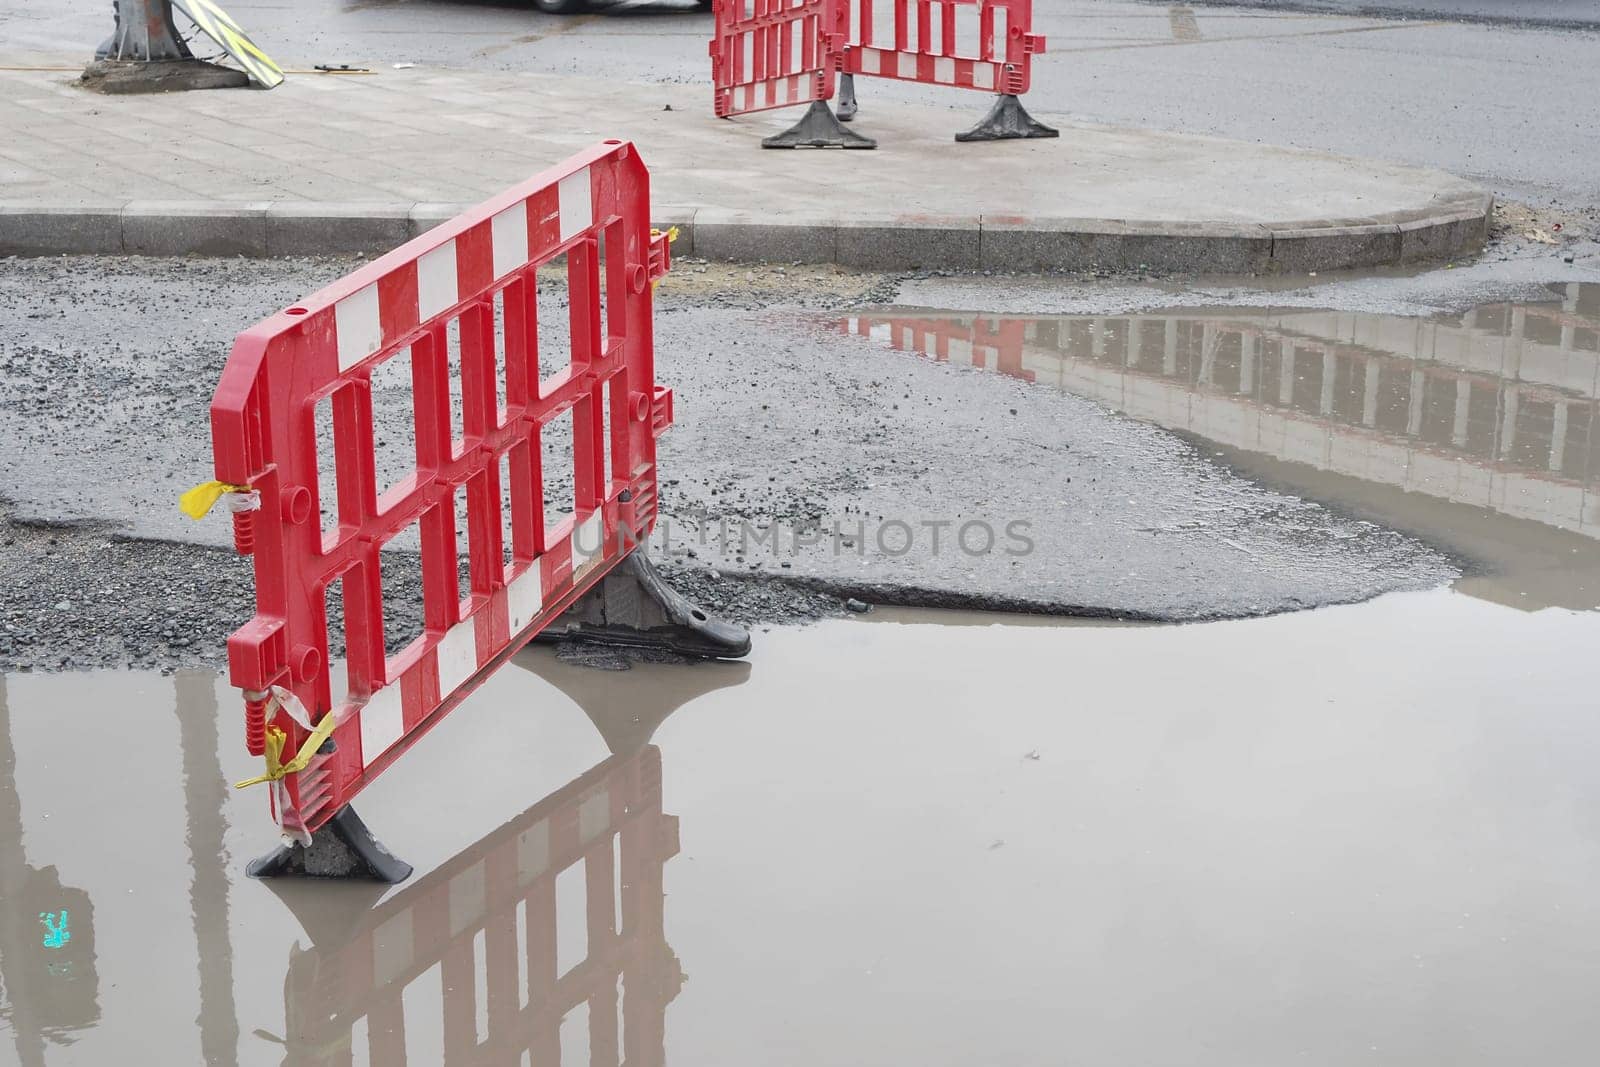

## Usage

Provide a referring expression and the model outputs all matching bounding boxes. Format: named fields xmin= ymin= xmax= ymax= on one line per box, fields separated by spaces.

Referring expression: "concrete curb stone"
xmin=0 ymin=195 xmax=1495 ymax=274
xmin=265 ymin=203 xmax=411 ymax=256
xmin=1398 ymin=201 xmax=1492 ymax=262
xmin=651 ymin=207 xmax=699 ymax=257
xmin=408 ymin=202 xmax=472 ymax=241
xmin=0 ymin=204 xmax=123 ymax=256
xmin=979 ymin=218 xmax=1276 ymax=274
xmin=1268 ymin=223 xmax=1402 ymax=274
xmin=692 ymin=210 xmax=837 ymax=264
xmin=836 ymin=217 xmax=982 ymax=271
xmin=123 ymin=201 xmax=270 ymax=257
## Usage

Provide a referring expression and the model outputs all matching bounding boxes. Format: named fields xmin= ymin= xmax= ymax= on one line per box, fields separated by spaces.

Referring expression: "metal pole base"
xmin=955 ymin=94 xmax=1061 ymax=143
xmin=539 ymin=550 xmax=753 ymax=659
xmin=81 ymin=58 xmax=250 ymax=94
xmin=246 ymin=805 xmax=413 ymax=884
xmin=94 ymin=0 xmax=192 ymax=62
xmin=763 ymin=100 xmax=877 ymax=149
xmin=836 ymin=73 xmax=859 ymax=122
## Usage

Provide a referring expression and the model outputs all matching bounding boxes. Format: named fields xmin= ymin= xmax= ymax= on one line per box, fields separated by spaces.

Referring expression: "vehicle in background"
xmin=534 ymin=0 xmax=714 ymax=12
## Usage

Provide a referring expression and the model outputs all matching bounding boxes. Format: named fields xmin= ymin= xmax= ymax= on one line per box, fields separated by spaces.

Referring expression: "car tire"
xmin=533 ymin=0 xmax=588 ymax=12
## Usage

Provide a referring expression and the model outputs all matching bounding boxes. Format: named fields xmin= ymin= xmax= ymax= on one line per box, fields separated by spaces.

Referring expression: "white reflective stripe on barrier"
xmin=327 ymin=165 xmax=597 ymax=377
xmin=346 ymin=510 xmax=612 ymax=775
xmin=416 ymin=241 xmax=459 ymax=319
xmin=335 ymin=283 xmax=382 ymax=371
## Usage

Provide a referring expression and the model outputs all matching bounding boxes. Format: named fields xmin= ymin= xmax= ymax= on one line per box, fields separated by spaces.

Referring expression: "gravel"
xmin=0 ymin=253 xmax=1474 ymax=673
xmin=0 ymin=498 xmax=852 ymax=674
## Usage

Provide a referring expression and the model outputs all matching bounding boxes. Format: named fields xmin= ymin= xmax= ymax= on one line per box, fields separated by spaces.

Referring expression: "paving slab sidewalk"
xmin=0 ymin=65 xmax=1491 ymax=272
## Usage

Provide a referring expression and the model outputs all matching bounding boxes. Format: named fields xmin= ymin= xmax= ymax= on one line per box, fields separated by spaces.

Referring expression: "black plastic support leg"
xmin=246 ymin=805 xmax=413 ymax=883
xmin=955 ymin=94 xmax=1060 ymax=143
xmin=836 ymin=73 xmax=859 ymax=122
xmin=763 ymin=100 xmax=877 ymax=149
xmin=540 ymin=551 xmax=752 ymax=659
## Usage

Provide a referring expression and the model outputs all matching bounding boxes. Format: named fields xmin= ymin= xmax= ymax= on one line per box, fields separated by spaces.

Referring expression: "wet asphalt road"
xmin=3 ymin=0 xmax=1599 ymax=209
xmin=1171 ymin=0 xmax=1600 ymax=28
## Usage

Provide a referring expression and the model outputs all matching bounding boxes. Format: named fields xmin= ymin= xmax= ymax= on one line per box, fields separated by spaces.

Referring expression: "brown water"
xmin=4 ymin=587 xmax=1600 ymax=1066
xmin=7 ymin=285 xmax=1600 ymax=1066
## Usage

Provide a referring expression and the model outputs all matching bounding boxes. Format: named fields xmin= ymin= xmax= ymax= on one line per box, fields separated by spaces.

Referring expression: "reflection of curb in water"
xmin=0 ymin=676 xmax=101 ymax=1066
xmin=842 ymin=284 xmax=1600 ymax=606
xmin=276 ymin=746 xmax=682 ymax=1067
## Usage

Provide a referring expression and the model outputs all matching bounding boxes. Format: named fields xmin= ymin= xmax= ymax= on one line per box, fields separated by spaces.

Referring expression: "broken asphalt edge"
xmin=0 ymin=190 xmax=1493 ymax=274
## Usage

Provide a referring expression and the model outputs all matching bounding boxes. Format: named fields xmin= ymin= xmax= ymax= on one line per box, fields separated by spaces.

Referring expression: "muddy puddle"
xmin=4 ymin=586 xmax=1600 ymax=1066
xmin=7 ymin=284 xmax=1600 ymax=1065
xmin=838 ymin=282 xmax=1600 ymax=609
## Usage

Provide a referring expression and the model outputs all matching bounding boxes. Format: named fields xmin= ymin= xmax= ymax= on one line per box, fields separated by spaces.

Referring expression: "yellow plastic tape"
xmin=180 ymin=480 xmax=251 ymax=520
xmin=234 ymin=711 xmax=340 ymax=790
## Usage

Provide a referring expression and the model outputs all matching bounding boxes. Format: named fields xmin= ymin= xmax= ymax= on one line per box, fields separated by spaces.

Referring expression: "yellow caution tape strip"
xmin=171 ymin=0 xmax=286 ymax=89
xmin=234 ymin=704 xmax=339 ymax=790
xmin=179 ymin=480 xmax=251 ymax=519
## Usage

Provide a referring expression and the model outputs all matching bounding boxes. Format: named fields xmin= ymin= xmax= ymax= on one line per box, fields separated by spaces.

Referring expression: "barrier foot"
xmin=955 ymin=94 xmax=1060 ymax=142
xmin=763 ymin=100 xmax=877 ymax=149
xmin=540 ymin=550 xmax=753 ymax=659
xmin=246 ymin=804 xmax=413 ymax=884
xmin=836 ymin=73 xmax=859 ymax=122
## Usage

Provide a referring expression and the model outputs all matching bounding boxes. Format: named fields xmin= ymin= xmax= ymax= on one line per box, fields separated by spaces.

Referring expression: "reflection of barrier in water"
xmin=278 ymin=745 xmax=678 ymax=1067
xmin=269 ymin=648 xmax=747 ymax=1066
xmin=0 ymin=677 xmax=100 ymax=1067
xmin=849 ymin=314 xmax=1035 ymax=382
xmin=843 ymin=284 xmax=1600 ymax=548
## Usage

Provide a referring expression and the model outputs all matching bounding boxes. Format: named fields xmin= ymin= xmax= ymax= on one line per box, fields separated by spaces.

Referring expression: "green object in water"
xmin=39 ymin=908 xmax=70 ymax=949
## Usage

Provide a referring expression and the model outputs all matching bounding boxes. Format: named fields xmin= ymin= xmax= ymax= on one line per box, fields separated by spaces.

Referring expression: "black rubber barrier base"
xmin=956 ymin=94 xmax=1060 ymax=143
xmin=539 ymin=550 xmax=753 ymax=660
xmin=247 ymin=804 xmax=414 ymax=884
xmin=836 ymin=73 xmax=860 ymax=122
xmin=763 ymin=100 xmax=877 ymax=149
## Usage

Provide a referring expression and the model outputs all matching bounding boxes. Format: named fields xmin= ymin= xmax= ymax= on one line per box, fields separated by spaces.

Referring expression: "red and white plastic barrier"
xmin=208 ymin=141 xmax=674 ymax=840
xmin=711 ymin=0 xmax=849 ymax=118
xmin=846 ymin=0 xmax=1044 ymax=95
xmin=708 ymin=0 xmax=1053 ymax=143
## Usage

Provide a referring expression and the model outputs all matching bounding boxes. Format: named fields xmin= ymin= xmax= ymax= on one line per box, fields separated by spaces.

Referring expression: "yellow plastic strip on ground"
xmin=171 ymin=0 xmax=285 ymax=89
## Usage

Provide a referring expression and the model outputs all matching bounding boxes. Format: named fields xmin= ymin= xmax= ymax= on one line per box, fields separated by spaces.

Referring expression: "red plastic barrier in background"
xmin=209 ymin=141 xmax=674 ymax=838
xmin=845 ymin=0 xmax=1045 ymax=95
xmin=711 ymin=0 xmax=848 ymax=117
